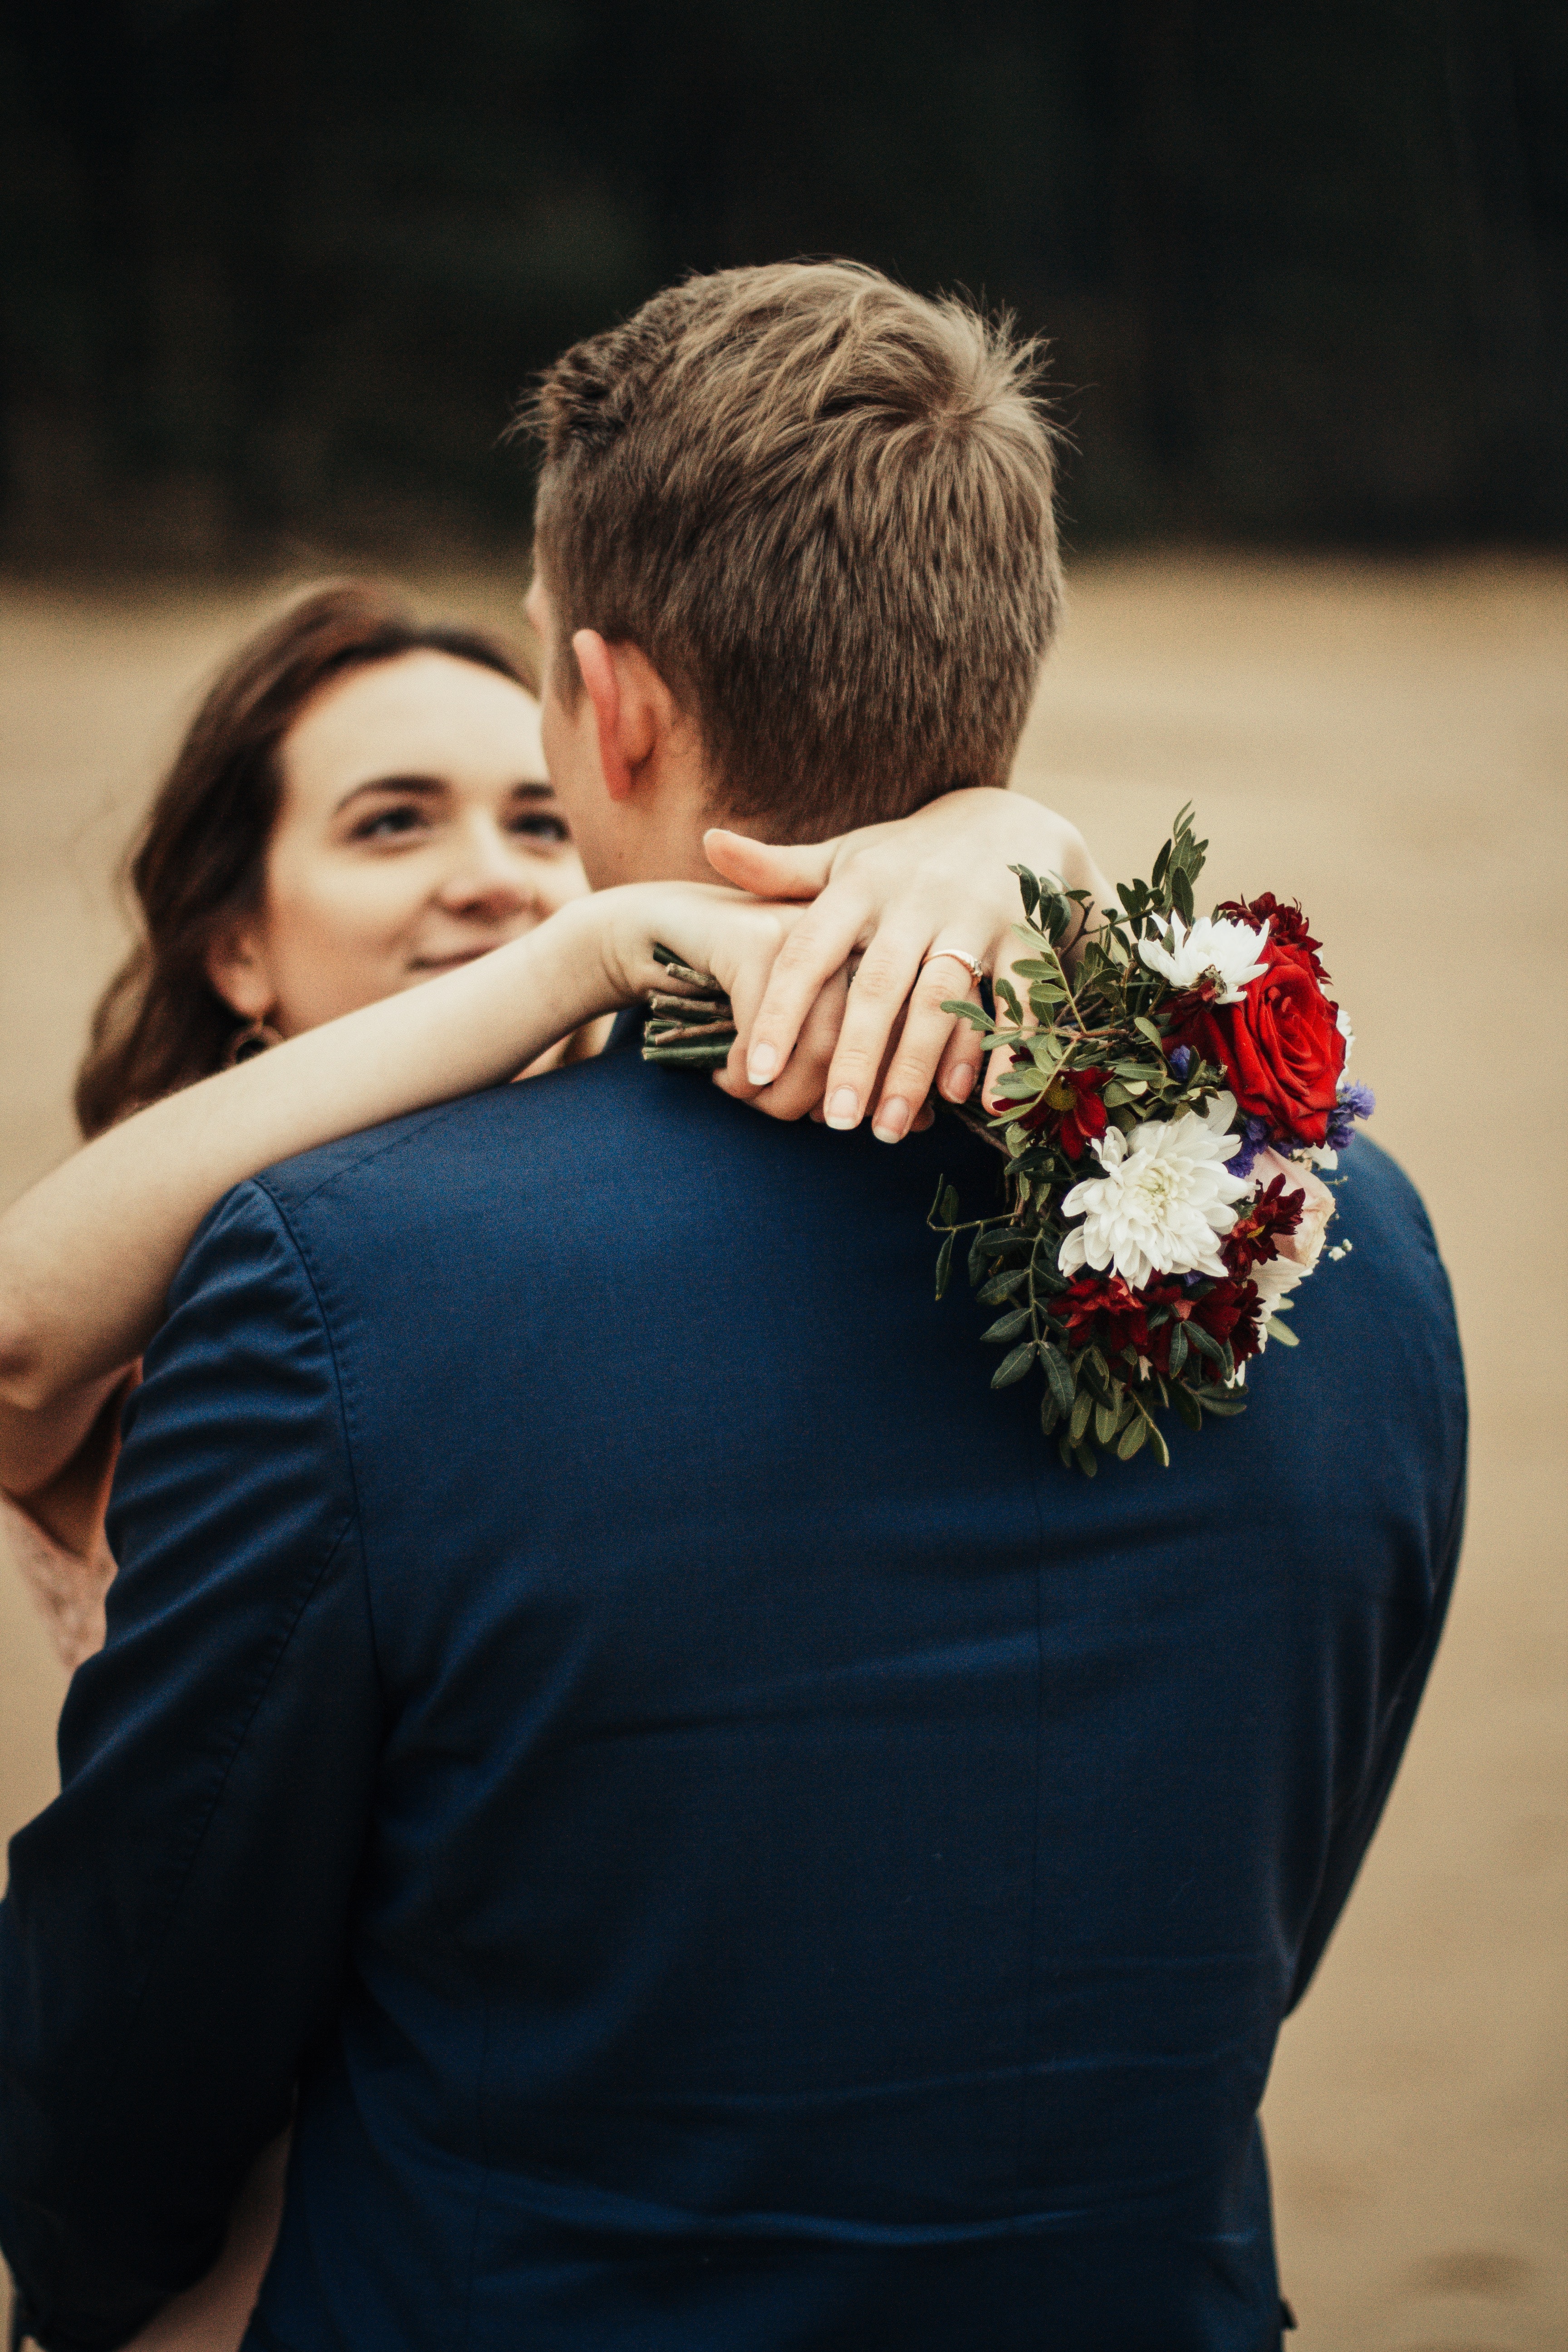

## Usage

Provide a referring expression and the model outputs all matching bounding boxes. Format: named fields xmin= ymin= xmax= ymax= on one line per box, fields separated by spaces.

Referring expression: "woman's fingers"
xmin=702 ymin=828 xmax=838 ymax=903
xmin=729 ymin=887 xmax=878 ymax=1088
xmin=865 ymin=957 xmax=985 ymax=1140
xmin=714 ymin=969 xmax=850 ymax=1121
xmin=813 ymin=924 xmax=955 ymax=1132
xmin=935 ymin=1013 xmax=985 ymax=1107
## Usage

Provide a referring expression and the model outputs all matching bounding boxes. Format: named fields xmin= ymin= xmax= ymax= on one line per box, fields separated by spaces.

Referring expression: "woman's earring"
xmin=223 ymin=1016 xmax=283 ymax=1067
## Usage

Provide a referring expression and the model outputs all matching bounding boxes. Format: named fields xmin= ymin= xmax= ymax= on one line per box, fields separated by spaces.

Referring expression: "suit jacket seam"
xmin=1012 ymin=1448 xmax=1052 ymax=2215
xmin=247 ymin=1177 xmax=384 ymax=1697
xmin=86 ymin=1512 xmax=358 ymax=2237
xmin=254 ymin=1094 xmax=485 ymax=1213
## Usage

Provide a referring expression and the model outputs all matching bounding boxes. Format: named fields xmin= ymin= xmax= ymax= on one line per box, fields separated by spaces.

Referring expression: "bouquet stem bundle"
xmin=641 ymin=944 xmax=736 ymax=1067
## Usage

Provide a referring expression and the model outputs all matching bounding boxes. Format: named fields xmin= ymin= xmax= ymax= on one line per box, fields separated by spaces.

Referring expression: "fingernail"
xmin=747 ymin=1043 xmax=778 ymax=1085
xmin=871 ymin=1097 xmax=910 ymax=1144
xmin=825 ymin=1087 xmax=860 ymax=1130
xmin=942 ymin=1064 xmax=975 ymax=1104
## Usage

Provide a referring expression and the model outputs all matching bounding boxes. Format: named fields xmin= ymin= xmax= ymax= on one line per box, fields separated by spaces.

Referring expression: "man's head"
xmin=522 ymin=261 xmax=1062 ymax=887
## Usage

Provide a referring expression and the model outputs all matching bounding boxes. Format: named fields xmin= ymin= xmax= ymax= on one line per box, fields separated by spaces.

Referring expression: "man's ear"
xmin=205 ymin=917 xmax=276 ymax=1021
xmin=572 ymin=630 xmax=674 ymax=805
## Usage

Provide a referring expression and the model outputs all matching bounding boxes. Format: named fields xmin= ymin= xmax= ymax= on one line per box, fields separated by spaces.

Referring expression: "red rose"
xmin=1169 ymin=938 xmax=1345 ymax=1145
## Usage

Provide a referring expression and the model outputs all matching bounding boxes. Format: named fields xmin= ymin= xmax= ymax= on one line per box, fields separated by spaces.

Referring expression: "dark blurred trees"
xmin=1 ymin=0 xmax=1562 ymax=559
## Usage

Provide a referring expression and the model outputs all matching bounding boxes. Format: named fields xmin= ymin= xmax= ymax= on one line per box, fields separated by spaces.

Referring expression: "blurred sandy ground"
xmin=1 ymin=554 xmax=1563 ymax=2349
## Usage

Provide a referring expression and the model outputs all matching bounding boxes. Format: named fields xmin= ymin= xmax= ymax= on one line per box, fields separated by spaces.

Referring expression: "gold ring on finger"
xmin=920 ymin=948 xmax=986 ymax=990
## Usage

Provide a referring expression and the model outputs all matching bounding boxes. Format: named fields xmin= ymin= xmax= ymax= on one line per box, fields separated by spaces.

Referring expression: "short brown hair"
xmin=75 ymin=581 xmax=534 ymax=1137
xmin=524 ymin=261 xmax=1062 ymax=837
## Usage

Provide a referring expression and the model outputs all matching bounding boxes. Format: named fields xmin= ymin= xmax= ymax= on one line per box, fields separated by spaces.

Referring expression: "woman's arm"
xmin=0 ymin=889 xmax=662 ymax=1491
xmin=0 ymin=788 xmax=1102 ymax=1497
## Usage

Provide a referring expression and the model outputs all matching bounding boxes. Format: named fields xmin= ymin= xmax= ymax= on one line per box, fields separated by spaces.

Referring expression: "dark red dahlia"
xmin=1057 ymin=1273 xmax=1198 ymax=1379
xmin=1188 ymin=1278 xmax=1264 ymax=1369
xmin=1222 ymin=1174 xmax=1305 ymax=1277
xmin=1019 ymin=1064 xmax=1109 ymax=1159
xmin=1213 ymin=892 xmax=1329 ymax=984
xmin=1058 ymin=1274 xmax=1152 ymax=1361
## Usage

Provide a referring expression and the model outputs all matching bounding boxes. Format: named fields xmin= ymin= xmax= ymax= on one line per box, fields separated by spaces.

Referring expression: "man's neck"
xmin=589 ymin=793 xmax=728 ymax=890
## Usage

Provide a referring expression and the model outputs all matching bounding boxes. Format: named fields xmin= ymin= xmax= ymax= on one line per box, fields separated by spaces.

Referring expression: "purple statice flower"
xmin=1225 ymin=1114 xmax=1272 ymax=1181
xmin=1324 ymin=1078 xmax=1376 ymax=1153
xmin=1167 ymin=1044 xmax=1195 ymax=1080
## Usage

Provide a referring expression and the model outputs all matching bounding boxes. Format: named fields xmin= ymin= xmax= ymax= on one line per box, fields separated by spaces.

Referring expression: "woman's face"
xmin=211 ymin=649 xmax=586 ymax=1036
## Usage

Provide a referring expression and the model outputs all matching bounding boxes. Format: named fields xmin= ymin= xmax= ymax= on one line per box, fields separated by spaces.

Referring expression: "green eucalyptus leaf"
xmin=1117 ymin=1414 xmax=1150 ymax=1460
xmin=935 ymin=1231 xmax=955 ymax=1301
xmin=1074 ymin=1440 xmax=1099 ymax=1478
xmin=1093 ymin=1398 xmax=1120 ymax=1447
xmin=939 ymin=1185 xmax=960 ymax=1225
xmin=1172 ymin=1382 xmax=1203 ymax=1432
xmin=992 ymin=1342 xmax=1037 ymax=1389
xmin=983 ymin=1305 xmax=1033 ymax=1344
xmin=1185 ymin=1320 xmax=1225 ymax=1364
xmin=1069 ymin=1387 xmax=1093 ymax=1444
xmin=977 ymin=1266 xmax=1030 ymax=1305
xmin=1040 ymin=1344 xmax=1076 ymax=1417
xmin=1264 ymin=1316 xmax=1300 ymax=1347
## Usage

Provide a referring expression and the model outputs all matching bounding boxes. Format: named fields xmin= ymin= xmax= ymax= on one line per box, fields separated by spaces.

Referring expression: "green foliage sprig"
xmin=641 ymin=808 xmax=1303 ymax=1474
xmin=929 ymin=805 xmax=1259 ymax=1475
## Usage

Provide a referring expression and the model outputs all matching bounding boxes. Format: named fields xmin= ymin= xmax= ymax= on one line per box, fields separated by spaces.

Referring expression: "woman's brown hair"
xmin=74 ymin=580 xmax=538 ymax=1139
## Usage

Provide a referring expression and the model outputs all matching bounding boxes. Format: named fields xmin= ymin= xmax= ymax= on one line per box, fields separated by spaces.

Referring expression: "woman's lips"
xmin=407 ymin=946 xmax=504 ymax=971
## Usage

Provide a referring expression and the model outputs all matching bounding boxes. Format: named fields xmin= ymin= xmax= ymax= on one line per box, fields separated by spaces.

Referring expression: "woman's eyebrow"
xmin=331 ymin=774 xmax=555 ymax=816
xmin=333 ymin=774 xmax=448 ymax=815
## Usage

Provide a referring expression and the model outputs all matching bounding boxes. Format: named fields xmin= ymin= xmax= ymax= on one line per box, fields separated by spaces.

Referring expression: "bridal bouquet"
xmin=929 ymin=807 xmax=1373 ymax=1471
xmin=643 ymin=806 xmax=1372 ymax=1474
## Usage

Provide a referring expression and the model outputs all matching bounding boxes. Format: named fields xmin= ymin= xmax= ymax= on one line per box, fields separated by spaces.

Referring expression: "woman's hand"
xmin=701 ymin=787 xmax=1110 ymax=1139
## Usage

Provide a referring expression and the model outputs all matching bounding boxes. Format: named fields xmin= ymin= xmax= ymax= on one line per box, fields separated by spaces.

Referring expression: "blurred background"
xmin=2 ymin=4 xmax=1565 ymax=2347
xmin=2 ymin=0 xmax=1565 ymax=563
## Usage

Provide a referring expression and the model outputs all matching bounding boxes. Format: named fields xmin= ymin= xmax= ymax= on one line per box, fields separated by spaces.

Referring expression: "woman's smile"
xmin=208 ymin=647 xmax=590 ymax=1037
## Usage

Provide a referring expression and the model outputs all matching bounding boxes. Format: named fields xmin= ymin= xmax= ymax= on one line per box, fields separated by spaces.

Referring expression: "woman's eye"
xmin=510 ymin=811 xmax=571 ymax=845
xmin=352 ymin=804 xmax=428 ymax=841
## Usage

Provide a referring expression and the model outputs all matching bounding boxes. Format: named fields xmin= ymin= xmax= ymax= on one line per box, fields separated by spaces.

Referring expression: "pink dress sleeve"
xmin=3 ymin=1365 xmax=289 ymax=2345
xmin=2 ymin=1364 xmax=137 ymax=1674
xmin=1 ymin=1491 xmax=117 ymax=1674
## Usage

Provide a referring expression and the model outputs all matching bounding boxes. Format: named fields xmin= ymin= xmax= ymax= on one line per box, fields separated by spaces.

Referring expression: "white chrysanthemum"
xmin=1058 ymin=1093 xmax=1251 ymax=1290
xmin=1138 ymin=912 xmax=1270 ymax=1003
xmin=1336 ymin=1004 xmax=1355 ymax=1063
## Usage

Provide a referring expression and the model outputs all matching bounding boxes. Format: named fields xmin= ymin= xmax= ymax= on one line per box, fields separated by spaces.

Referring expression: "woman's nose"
xmin=435 ymin=823 xmax=542 ymax=919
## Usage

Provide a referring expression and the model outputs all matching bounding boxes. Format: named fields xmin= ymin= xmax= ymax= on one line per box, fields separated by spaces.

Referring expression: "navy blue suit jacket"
xmin=1 ymin=1031 xmax=1465 ymax=2350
